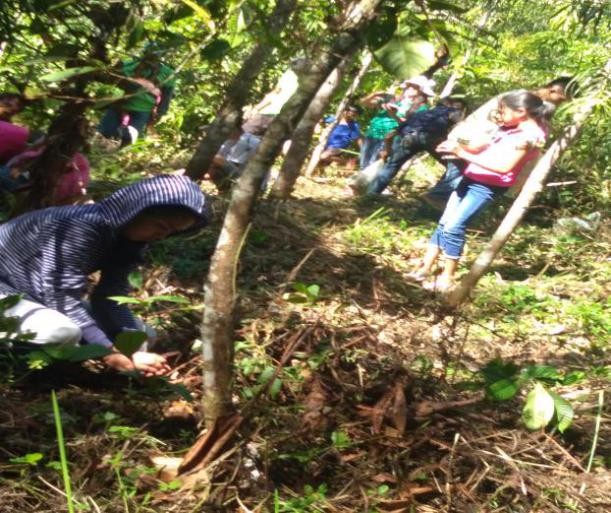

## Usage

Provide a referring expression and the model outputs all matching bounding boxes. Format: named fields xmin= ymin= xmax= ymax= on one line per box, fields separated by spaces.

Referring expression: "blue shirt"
xmin=325 ymin=121 xmax=361 ymax=149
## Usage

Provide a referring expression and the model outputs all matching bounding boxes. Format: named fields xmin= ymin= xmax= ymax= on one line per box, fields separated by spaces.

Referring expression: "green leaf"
xmin=114 ymin=331 xmax=147 ymax=357
xmin=61 ymin=344 xmax=111 ymax=362
xmin=550 ymin=392 xmax=574 ymax=433
xmin=39 ymin=66 xmax=98 ymax=83
xmin=374 ymin=38 xmax=436 ymax=80
xmin=522 ymin=383 xmax=555 ymax=430
xmin=180 ymin=0 xmax=215 ymax=31
xmin=108 ymin=296 xmax=141 ymax=305
xmin=10 ymin=452 xmax=44 ymax=466
xmin=306 ymin=284 xmax=320 ymax=299
xmin=148 ymin=294 xmax=190 ymax=304
xmin=127 ymin=20 xmax=146 ymax=49
xmin=366 ymin=10 xmax=398 ymax=49
xmin=201 ymin=39 xmax=231 ymax=60
xmin=128 ymin=272 xmax=143 ymax=290
xmin=487 ymin=378 xmax=520 ymax=401
xmin=521 ymin=365 xmax=561 ymax=382
xmin=269 ymin=378 xmax=282 ymax=399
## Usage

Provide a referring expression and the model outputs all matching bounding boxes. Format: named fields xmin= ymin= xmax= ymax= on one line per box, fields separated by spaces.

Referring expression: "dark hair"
xmin=0 ymin=92 xmax=25 ymax=103
xmin=544 ymin=76 xmax=579 ymax=97
xmin=346 ymin=105 xmax=361 ymax=114
xmin=440 ymin=96 xmax=467 ymax=125
xmin=500 ymin=90 xmax=555 ymax=122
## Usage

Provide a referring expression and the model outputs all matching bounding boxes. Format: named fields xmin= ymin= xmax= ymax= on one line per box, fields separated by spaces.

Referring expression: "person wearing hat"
xmin=97 ymin=44 xmax=176 ymax=148
xmin=318 ymin=105 xmax=363 ymax=168
xmin=358 ymin=75 xmax=434 ymax=170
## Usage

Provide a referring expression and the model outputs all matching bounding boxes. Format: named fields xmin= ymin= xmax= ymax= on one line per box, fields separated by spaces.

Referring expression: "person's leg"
xmin=366 ymin=137 xmax=416 ymax=194
xmin=359 ymin=137 xmax=384 ymax=170
xmin=98 ymin=107 xmax=122 ymax=139
xmin=422 ymin=180 xmax=499 ymax=291
xmin=422 ymin=160 xmax=466 ymax=210
xmin=121 ymin=110 xmax=152 ymax=147
xmin=2 ymin=296 xmax=81 ymax=345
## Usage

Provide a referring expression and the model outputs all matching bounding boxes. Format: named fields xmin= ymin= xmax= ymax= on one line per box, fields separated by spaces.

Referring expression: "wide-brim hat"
xmin=402 ymin=75 xmax=436 ymax=97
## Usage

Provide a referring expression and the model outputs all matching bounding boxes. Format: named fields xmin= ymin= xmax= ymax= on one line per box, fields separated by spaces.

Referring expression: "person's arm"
xmin=436 ymin=136 xmax=531 ymax=174
xmin=360 ymin=91 xmax=387 ymax=109
xmin=156 ymin=85 xmax=174 ymax=118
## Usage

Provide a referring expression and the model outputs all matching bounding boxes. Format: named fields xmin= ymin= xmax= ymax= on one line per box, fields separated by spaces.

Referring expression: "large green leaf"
xmin=40 ymin=66 xmax=98 ymax=83
xmin=374 ymin=37 xmax=436 ymax=80
xmin=549 ymin=392 xmax=574 ymax=433
xmin=522 ymin=383 xmax=555 ymax=430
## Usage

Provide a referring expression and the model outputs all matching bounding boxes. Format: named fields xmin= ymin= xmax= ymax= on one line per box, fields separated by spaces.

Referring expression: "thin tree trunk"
xmin=200 ymin=0 xmax=384 ymax=425
xmin=270 ymin=53 xmax=355 ymax=198
xmin=185 ymin=0 xmax=297 ymax=181
xmin=446 ymin=99 xmax=597 ymax=306
xmin=304 ymin=51 xmax=373 ymax=176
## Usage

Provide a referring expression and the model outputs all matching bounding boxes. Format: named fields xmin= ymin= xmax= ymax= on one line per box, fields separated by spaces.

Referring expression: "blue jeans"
xmin=359 ymin=137 xmax=385 ymax=170
xmin=429 ymin=178 xmax=506 ymax=259
xmin=367 ymin=132 xmax=429 ymax=194
xmin=98 ymin=108 xmax=151 ymax=146
xmin=425 ymin=160 xmax=465 ymax=205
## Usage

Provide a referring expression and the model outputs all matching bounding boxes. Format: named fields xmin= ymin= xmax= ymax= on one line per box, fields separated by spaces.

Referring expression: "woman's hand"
xmin=132 ymin=351 xmax=171 ymax=377
xmin=103 ymin=350 xmax=171 ymax=377
xmin=435 ymin=140 xmax=460 ymax=154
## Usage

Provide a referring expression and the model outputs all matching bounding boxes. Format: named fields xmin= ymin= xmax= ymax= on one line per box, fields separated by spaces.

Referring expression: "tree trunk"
xmin=200 ymin=0 xmax=384 ymax=425
xmin=185 ymin=0 xmax=297 ymax=181
xmin=270 ymin=54 xmax=354 ymax=199
xmin=446 ymin=99 xmax=597 ymax=306
xmin=304 ymin=51 xmax=373 ymax=176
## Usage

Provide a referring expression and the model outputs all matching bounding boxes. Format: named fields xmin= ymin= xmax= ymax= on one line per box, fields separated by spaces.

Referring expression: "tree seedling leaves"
xmin=114 ymin=331 xmax=147 ymax=357
xmin=40 ymin=66 xmax=98 ymax=83
xmin=128 ymin=271 xmax=143 ymax=290
xmin=61 ymin=344 xmax=111 ymax=362
xmin=201 ymin=39 xmax=231 ymax=61
xmin=487 ymin=378 xmax=520 ymax=401
xmin=0 ymin=294 xmax=22 ymax=310
xmin=522 ymin=383 xmax=555 ymax=430
xmin=550 ymin=392 xmax=574 ymax=433
xmin=521 ymin=364 xmax=561 ymax=383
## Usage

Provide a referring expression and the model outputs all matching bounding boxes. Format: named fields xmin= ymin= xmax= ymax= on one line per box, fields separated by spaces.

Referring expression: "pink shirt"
xmin=7 ymin=147 xmax=90 ymax=202
xmin=464 ymin=123 xmax=546 ymax=188
xmin=0 ymin=121 xmax=29 ymax=164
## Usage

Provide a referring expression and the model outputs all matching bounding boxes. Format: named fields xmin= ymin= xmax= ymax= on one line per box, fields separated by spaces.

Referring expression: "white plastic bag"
xmin=347 ymin=159 xmax=384 ymax=195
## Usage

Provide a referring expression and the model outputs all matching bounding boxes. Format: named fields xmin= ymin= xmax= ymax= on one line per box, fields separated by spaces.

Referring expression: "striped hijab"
xmin=0 ymin=175 xmax=210 ymax=343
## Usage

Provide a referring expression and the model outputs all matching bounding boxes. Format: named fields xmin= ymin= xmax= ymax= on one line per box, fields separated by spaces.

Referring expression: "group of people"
xmin=0 ymin=55 xmax=575 ymax=376
xmin=344 ymin=76 xmax=574 ymax=291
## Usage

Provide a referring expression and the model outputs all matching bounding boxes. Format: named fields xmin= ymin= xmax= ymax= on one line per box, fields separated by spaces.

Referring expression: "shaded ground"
xmin=1 ymin=156 xmax=609 ymax=512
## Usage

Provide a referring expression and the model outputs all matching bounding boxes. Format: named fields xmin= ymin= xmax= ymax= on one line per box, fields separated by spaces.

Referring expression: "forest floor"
xmin=0 ymin=146 xmax=609 ymax=513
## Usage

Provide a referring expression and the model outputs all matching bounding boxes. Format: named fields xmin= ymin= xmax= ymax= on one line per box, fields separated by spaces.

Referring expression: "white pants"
xmin=1 ymin=296 xmax=153 ymax=348
xmin=2 ymin=296 xmax=81 ymax=345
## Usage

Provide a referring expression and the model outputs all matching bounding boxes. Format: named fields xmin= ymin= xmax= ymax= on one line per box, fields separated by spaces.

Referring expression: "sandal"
xmin=421 ymin=277 xmax=454 ymax=293
xmin=405 ymin=269 xmax=428 ymax=282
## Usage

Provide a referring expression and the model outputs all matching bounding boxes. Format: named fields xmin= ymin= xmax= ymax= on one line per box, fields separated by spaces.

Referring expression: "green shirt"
xmin=365 ymin=102 xmax=428 ymax=139
xmin=121 ymin=59 xmax=176 ymax=113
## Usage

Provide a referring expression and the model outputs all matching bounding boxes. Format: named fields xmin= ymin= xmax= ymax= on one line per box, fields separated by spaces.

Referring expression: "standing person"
xmin=97 ymin=45 xmax=176 ymax=148
xmin=318 ymin=106 xmax=362 ymax=168
xmin=0 ymin=93 xmax=27 ymax=122
xmin=0 ymin=93 xmax=30 ymax=164
xmin=364 ymin=97 xmax=465 ymax=195
xmin=421 ymin=77 xmax=575 ymax=210
xmin=358 ymin=75 xmax=435 ymax=170
xmin=0 ymin=175 xmax=210 ymax=375
xmin=409 ymin=91 xmax=550 ymax=292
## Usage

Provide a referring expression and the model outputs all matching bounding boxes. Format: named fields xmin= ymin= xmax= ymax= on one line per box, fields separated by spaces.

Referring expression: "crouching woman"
xmin=0 ymin=175 xmax=210 ymax=375
xmin=411 ymin=91 xmax=550 ymax=292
